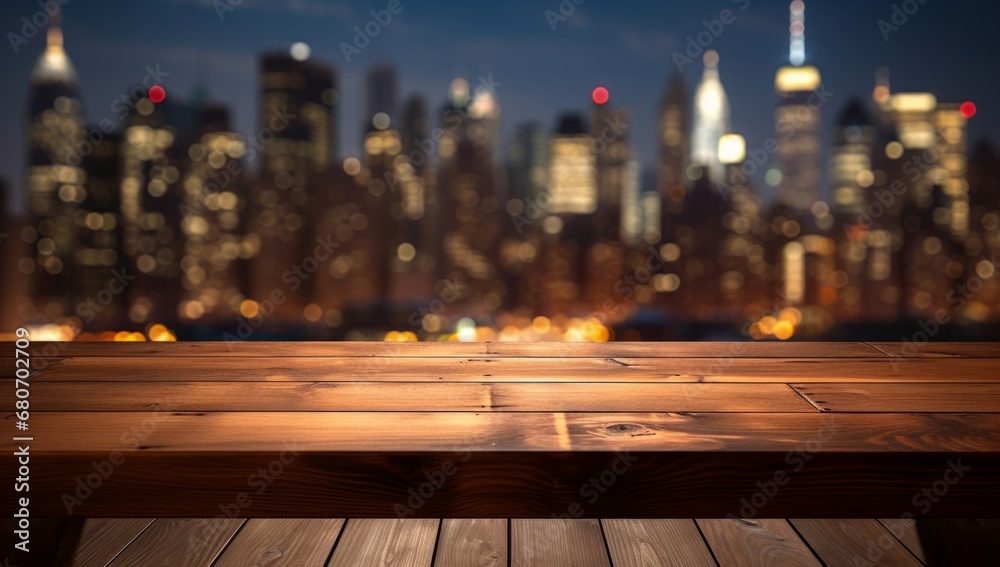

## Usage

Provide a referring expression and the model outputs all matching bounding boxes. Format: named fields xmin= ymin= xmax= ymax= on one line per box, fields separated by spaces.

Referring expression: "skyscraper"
xmin=24 ymin=13 xmax=85 ymax=318
xmin=775 ymin=0 xmax=822 ymax=212
xmin=829 ymin=100 xmax=874 ymax=214
xmin=657 ymin=72 xmax=689 ymax=201
xmin=179 ymin=104 xmax=249 ymax=324
xmin=250 ymin=50 xmax=337 ymax=317
xmin=548 ymin=113 xmax=597 ymax=215
xmin=691 ymin=50 xmax=730 ymax=183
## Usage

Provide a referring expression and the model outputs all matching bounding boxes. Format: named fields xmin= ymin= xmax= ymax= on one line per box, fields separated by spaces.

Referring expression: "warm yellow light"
xmin=775 ymin=65 xmax=821 ymax=93
xmin=239 ymin=300 xmax=260 ymax=318
xmin=718 ymin=133 xmax=746 ymax=164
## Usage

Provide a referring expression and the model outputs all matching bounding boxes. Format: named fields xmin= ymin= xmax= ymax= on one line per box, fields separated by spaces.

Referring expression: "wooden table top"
xmin=4 ymin=341 xmax=999 ymax=518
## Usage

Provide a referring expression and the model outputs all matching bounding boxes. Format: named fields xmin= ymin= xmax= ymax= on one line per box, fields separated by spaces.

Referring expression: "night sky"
xmin=1 ymin=0 xmax=997 ymax=214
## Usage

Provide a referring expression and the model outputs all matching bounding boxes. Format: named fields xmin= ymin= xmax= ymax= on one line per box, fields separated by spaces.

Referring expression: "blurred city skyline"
xmin=2 ymin=0 xmax=999 ymax=215
xmin=4 ymin=0 xmax=1000 ymax=343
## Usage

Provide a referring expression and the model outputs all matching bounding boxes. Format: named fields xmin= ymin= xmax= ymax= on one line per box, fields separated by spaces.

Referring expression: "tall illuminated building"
xmin=24 ymin=13 xmax=86 ymax=318
xmin=774 ymin=0 xmax=822 ymax=212
xmin=251 ymin=50 xmax=336 ymax=317
xmin=178 ymin=104 xmax=249 ymax=324
xmin=437 ymin=78 xmax=504 ymax=309
xmin=547 ymin=114 xmax=597 ymax=215
xmin=933 ymin=103 xmax=970 ymax=238
xmin=77 ymin=132 xmax=124 ymax=328
xmin=657 ymin=73 xmax=689 ymax=201
xmin=259 ymin=50 xmax=336 ymax=176
xmin=120 ymin=94 xmax=205 ymax=326
xmin=887 ymin=92 xmax=970 ymax=238
xmin=590 ymin=90 xmax=632 ymax=240
xmin=829 ymin=100 xmax=875 ymax=214
xmin=691 ymin=50 xmax=730 ymax=183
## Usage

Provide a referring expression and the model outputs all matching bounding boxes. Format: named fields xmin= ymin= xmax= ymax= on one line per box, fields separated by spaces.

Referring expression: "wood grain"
xmin=433 ymin=519 xmax=507 ymax=567
xmin=29 ymin=355 xmax=1000 ymax=382
xmin=697 ymin=519 xmax=822 ymax=566
xmin=511 ymin=519 xmax=610 ymax=567
xmin=59 ymin=518 xmax=154 ymax=566
xmin=16 ymin=411 xmax=999 ymax=453
xmin=22 ymin=341 xmax=885 ymax=358
xmin=790 ymin=519 xmax=923 ymax=566
xmin=12 ymin=382 xmax=817 ymax=412
xmin=868 ymin=342 xmax=1000 ymax=358
xmin=601 ymin=519 xmax=716 ymax=567
xmin=326 ymin=519 xmax=438 ymax=567
xmin=212 ymin=519 xmax=344 ymax=567
xmin=791 ymin=383 xmax=1000 ymax=413
xmin=105 ymin=518 xmax=244 ymax=566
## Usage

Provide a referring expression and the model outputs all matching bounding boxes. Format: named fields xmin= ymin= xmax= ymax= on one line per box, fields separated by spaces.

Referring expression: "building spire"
xmin=790 ymin=0 xmax=805 ymax=66
xmin=47 ymin=7 xmax=64 ymax=51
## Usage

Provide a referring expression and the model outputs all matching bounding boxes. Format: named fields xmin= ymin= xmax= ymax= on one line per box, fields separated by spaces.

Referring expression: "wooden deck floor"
xmin=51 ymin=517 xmax=934 ymax=566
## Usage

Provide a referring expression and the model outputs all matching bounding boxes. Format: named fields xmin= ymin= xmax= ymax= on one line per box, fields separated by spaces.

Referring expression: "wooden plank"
xmin=434 ymin=519 xmax=507 ymax=567
xmin=697 ymin=519 xmax=822 ymax=566
xmin=14 ymin=413 xmax=999 ymax=518
xmin=326 ymin=519 xmax=438 ymax=567
xmin=14 ymin=382 xmax=817 ymax=413
xmin=213 ymin=519 xmax=344 ymax=567
xmin=0 ymin=356 xmax=63 ymax=379
xmin=791 ymin=383 xmax=1000 ymax=413
xmin=868 ymin=342 xmax=1000 ymax=358
xmin=106 ymin=518 xmax=244 ymax=566
xmin=790 ymin=519 xmax=923 ymax=566
xmin=511 ymin=519 xmax=610 ymax=567
xmin=18 ymin=411 xmax=1000 ymax=454
xmin=878 ymin=519 xmax=928 ymax=564
xmin=57 ymin=518 xmax=154 ymax=566
xmin=601 ymin=519 xmax=716 ymax=567
xmin=21 ymin=341 xmax=885 ymax=358
xmin=32 ymin=355 xmax=1000 ymax=383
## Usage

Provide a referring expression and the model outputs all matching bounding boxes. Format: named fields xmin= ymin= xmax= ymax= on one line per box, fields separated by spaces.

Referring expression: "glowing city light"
xmin=591 ymin=86 xmax=610 ymax=105
xmin=148 ymin=85 xmax=165 ymax=104
xmin=290 ymin=42 xmax=311 ymax=61
xmin=960 ymin=101 xmax=977 ymax=119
